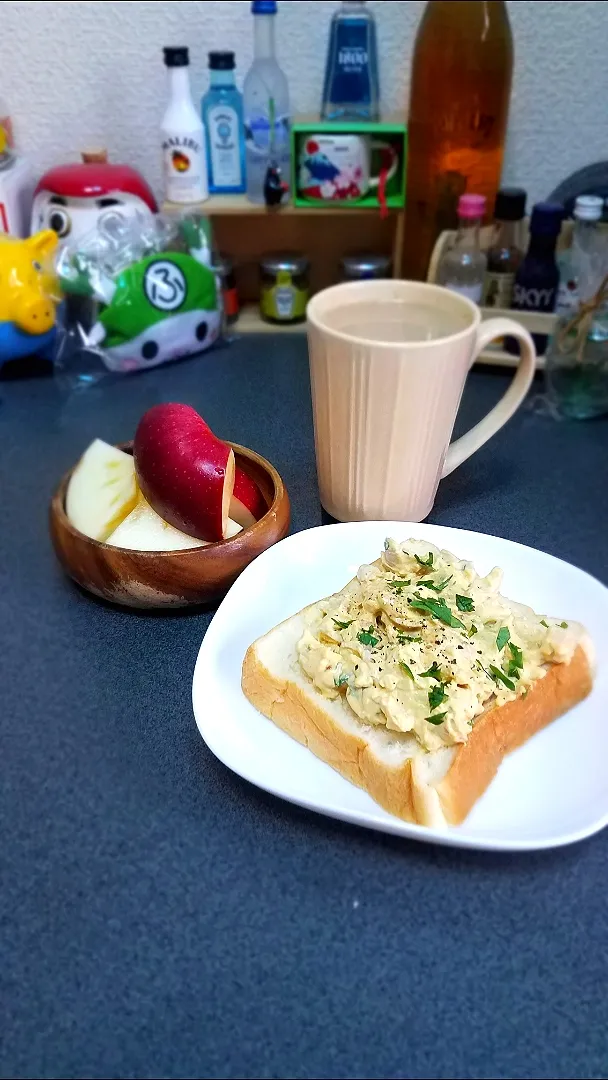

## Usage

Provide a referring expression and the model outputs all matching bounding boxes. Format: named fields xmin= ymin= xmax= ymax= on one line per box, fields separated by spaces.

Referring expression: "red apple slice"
xmin=134 ymin=403 xmax=235 ymax=542
xmin=230 ymin=467 xmax=267 ymax=528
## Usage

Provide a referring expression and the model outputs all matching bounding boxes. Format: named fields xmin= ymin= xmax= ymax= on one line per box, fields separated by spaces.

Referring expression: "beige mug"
xmin=306 ymin=280 xmax=536 ymax=522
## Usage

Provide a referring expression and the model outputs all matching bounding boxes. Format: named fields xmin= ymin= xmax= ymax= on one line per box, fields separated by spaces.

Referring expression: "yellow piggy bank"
xmin=0 ymin=230 xmax=60 ymax=363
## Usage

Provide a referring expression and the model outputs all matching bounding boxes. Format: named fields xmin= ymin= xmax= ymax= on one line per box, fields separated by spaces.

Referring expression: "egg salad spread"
xmin=297 ymin=538 xmax=578 ymax=753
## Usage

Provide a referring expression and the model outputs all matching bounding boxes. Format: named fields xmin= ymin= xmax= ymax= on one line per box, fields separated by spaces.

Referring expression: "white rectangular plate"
xmin=192 ymin=521 xmax=608 ymax=852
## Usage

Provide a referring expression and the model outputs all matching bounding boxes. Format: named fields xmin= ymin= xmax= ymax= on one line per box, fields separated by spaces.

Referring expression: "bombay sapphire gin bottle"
xmin=321 ymin=1 xmax=379 ymax=121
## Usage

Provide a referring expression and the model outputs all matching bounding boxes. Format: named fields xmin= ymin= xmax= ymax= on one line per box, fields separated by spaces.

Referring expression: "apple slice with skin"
xmin=134 ymin=404 xmax=235 ymax=543
xmin=196 ymin=416 xmax=266 ymax=529
xmin=230 ymin=466 xmax=267 ymax=528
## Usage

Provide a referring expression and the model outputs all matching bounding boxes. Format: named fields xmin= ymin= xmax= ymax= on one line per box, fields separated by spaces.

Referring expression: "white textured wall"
xmin=3 ymin=0 xmax=607 ymax=205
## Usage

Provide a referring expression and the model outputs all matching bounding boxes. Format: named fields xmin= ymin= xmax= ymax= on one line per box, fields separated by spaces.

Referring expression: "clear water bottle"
xmin=436 ymin=193 xmax=487 ymax=303
xmin=556 ymin=195 xmax=604 ymax=319
xmin=321 ymin=1 xmax=379 ymax=121
xmin=243 ymin=0 xmax=291 ymax=204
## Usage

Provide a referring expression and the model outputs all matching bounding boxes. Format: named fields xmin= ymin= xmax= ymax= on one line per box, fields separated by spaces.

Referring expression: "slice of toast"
xmin=242 ymin=557 xmax=594 ymax=828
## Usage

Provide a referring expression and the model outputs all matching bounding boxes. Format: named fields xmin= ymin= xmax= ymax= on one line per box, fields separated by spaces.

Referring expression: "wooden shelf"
xmin=233 ymin=304 xmax=549 ymax=370
xmin=234 ymin=303 xmax=306 ymax=334
xmin=163 ymin=194 xmax=402 ymax=217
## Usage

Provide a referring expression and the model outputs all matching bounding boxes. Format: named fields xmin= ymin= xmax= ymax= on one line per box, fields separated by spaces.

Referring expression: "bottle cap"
xmin=458 ymin=193 xmax=486 ymax=219
xmin=494 ymin=187 xmax=526 ymax=221
xmin=529 ymin=201 xmax=564 ymax=236
xmin=163 ymin=47 xmax=189 ymax=67
xmin=252 ymin=1 xmax=277 ymax=13
xmin=208 ymin=51 xmax=236 ymax=70
xmin=574 ymin=194 xmax=603 ymax=222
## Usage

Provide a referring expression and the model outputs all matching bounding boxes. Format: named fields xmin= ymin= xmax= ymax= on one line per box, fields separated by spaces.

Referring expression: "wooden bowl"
xmin=49 ymin=441 xmax=290 ymax=609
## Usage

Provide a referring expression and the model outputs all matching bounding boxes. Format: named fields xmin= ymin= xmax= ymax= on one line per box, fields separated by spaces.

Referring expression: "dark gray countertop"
xmin=2 ymin=337 xmax=608 ymax=1080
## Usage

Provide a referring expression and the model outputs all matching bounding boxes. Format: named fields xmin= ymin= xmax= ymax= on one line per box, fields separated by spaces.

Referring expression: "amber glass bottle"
xmin=403 ymin=0 xmax=513 ymax=280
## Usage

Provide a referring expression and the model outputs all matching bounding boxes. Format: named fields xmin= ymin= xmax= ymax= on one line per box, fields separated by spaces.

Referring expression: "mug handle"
xmin=368 ymin=141 xmax=398 ymax=189
xmin=441 ymin=317 xmax=536 ymax=478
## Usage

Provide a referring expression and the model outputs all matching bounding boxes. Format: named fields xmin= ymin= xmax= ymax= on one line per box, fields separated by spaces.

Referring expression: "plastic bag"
xmin=54 ymin=211 xmax=223 ymax=384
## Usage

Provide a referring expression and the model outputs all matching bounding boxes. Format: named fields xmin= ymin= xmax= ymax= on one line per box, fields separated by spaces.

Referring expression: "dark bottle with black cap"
xmin=507 ymin=201 xmax=564 ymax=354
xmin=483 ymin=187 xmax=526 ymax=308
xmin=202 ymin=51 xmax=245 ymax=194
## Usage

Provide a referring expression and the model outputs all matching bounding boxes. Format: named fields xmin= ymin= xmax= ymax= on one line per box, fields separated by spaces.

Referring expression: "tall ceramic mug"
xmin=306 ymin=280 xmax=536 ymax=522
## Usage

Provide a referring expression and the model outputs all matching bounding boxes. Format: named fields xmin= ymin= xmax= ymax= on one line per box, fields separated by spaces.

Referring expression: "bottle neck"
xmin=209 ymin=69 xmax=236 ymax=89
xmin=494 ymin=218 xmax=523 ymax=251
xmin=456 ymin=216 xmax=481 ymax=249
xmin=254 ymin=14 xmax=276 ymax=59
xmin=574 ymin=217 xmax=599 ymax=238
xmin=528 ymin=232 xmax=558 ymax=258
xmin=168 ymin=67 xmax=193 ymax=104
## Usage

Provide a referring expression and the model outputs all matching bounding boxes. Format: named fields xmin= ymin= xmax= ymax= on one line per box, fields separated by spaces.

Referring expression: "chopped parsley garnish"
xmin=489 ymin=664 xmax=516 ymax=691
xmin=456 ymin=594 xmax=475 ymax=612
xmin=505 ymin=641 xmax=524 ymax=680
xmin=467 ymin=624 xmax=478 ymax=638
xmin=496 ymin=626 xmax=510 ymax=651
xmin=507 ymin=642 xmax=523 ymax=668
xmin=426 ymin=712 xmax=447 ymax=725
xmin=419 ymin=661 xmax=443 ymax=682
xmin=410 ymin=595 xmax=465 ymax=629
xmin=333 ymin=618 xmax=353 ymax=630
xmin=560 ymin=621 xmax=569 ymax=629
xmin=398 ymin=634 xmax=422 ymax=644
xmin=399 ymin=661 xmax=414 ymax=681
xmin=419 ymin=576 xmax=452 ymax=593
xmin=334 ymin=673 xmax=349 ymax=688
xmin=357 ymin=626 xmax=379 ymax=647
xmin=388 ymin=579 xmax=411 ymax=590
xmin=540 ymin=620 xmax=549 ymax=628
xmin=428 ymin=684 xmax=447 ymax=711
xmin=415 ymin=552 xmax=434 ymax=569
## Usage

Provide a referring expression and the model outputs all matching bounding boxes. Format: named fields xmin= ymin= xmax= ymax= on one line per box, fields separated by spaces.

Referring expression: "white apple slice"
xmin=107 ymin=497 xmax=243 ymax=551
xmin=106 ymin=497 xmax=207 ymax=550
xmin=224 ymin=517 xmax=243 ymax=539
xmin=230 ymin=467 xmax=267 ymax=528
xmin=66 ymin=438 xmax=138 ymax=542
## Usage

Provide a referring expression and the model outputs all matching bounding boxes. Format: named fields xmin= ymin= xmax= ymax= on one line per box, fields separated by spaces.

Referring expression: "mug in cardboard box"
xmin=298 ymin=133 xmax=397 ymax=203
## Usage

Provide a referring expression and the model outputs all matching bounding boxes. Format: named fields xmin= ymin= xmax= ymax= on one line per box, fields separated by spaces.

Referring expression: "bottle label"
xmin=208 ymin=104 xmax=242 ymax=189
xmin=327 ymin=23 xmax=372 ymax=106
xmin=512 ymin=282 xmax=556 ymax=313
xmin=484 ymin=271 xmax=515 ymax=308
xmin=556 ymin=278 xmax=579 ymax=318
xmin=244 ymin=113 xmax=290 ymax=155
xmin=260 ymin=269 xmax=307 ymax=323
xmin=444 ymin=282 xmax=483 ymax=303
xmin=162 ymin=131 xmax=207 ymax=202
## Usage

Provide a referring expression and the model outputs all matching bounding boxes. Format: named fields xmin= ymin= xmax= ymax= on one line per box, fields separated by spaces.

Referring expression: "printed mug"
xmin=298 ymin=133 xmax=397 ymax=203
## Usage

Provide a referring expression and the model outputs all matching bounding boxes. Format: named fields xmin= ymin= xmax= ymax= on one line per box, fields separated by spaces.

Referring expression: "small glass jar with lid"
xmin=259 ymin=252 xmax=310 ymax=325
xmin=340 ymin=253 xmax=393 ymax=281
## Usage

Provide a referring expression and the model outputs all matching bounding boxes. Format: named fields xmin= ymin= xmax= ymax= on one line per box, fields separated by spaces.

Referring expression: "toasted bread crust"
xmin=436 ymin=644 xmax=592 ymax=824
xmin=242 ymin=641 xmax=593 ymax=827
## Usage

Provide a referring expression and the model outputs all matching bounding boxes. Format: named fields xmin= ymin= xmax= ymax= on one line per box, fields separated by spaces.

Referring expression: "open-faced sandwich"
xmin=242 ymin=538 xmax=594 ymax=827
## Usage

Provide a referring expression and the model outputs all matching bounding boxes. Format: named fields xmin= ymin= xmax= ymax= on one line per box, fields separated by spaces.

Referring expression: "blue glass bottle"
xmin=202 ymin=51 xmax=246 ymax=194
xmin=321 ymin=1 xmax=379 ymax=122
